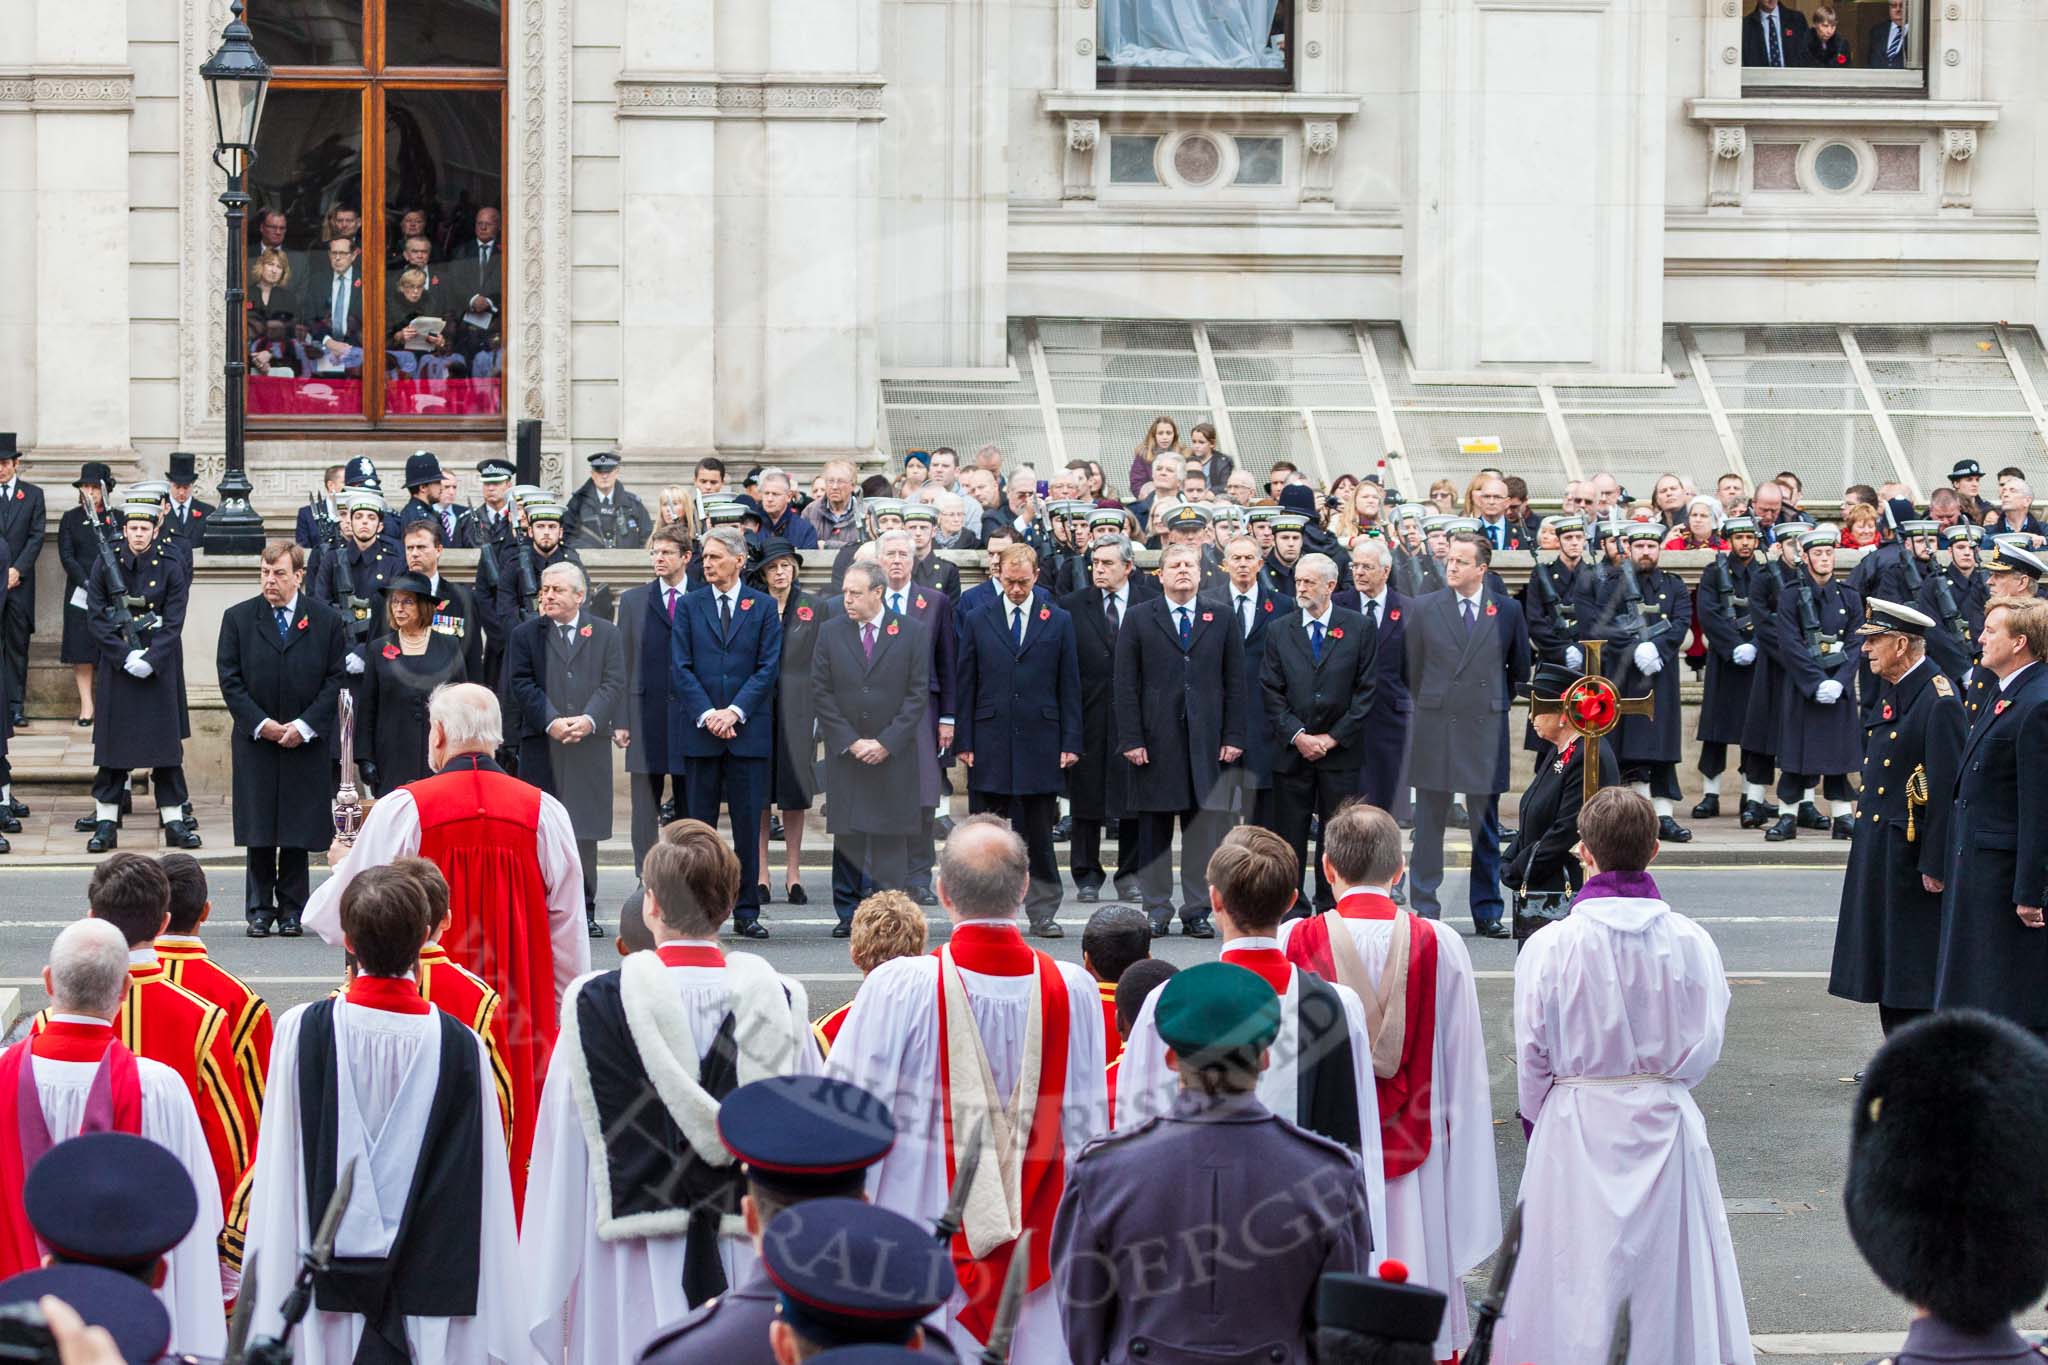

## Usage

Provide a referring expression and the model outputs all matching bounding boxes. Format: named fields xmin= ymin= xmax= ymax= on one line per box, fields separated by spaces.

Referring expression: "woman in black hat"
xmin=751 ymin=536 xmax=819 ymax=905
xmin=355 ymin=570 xmax=468 ymax=793
xmin=1503 ymin=660 xmax=1621 ymax=945
xmin=57 ymin=463 xmax=119 ymax=726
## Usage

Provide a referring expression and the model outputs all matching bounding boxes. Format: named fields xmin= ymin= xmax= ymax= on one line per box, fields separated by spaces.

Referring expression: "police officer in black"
xmin=1827 ymin=600 xmax=1963 ymax=1038
xmin=85 ymin=496 xmax=201 ymax=851
xmin=396 ymin=449 xmax=454 ymax=540
xmin=1767 ymin=525 xmax=1865 ymax=841
xmin=564 ymin=449 xmax=652 ymax=551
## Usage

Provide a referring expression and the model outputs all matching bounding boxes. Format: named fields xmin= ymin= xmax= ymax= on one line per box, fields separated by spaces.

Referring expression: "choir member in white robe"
xmin=1495 ymin=795 xmax=1753 ymax=1365
xmin=0 ymin=921 xmax=226 ymax=1360
xmin=244 ymin=867 xmax=525 ymax=1365
xmin=1275 ymin=806 xmax=1499 ymax=1361
xmin=827 ymin=816 xmax=1108 ymax=1363
xmin=521 ymin=825 xmax=820 ymax=1365
xmin=1115 ymin=826 xmax=1389 ymax=1257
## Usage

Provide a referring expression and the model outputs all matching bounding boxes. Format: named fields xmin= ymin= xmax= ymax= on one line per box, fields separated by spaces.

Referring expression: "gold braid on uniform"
xmin=1904 ymin=765 xmax=1930 ymax=843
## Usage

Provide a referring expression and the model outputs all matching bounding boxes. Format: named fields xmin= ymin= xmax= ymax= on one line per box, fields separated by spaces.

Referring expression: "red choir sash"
xmin=0 ymin=1026 xmax=143 ymax=1276
xmin=1097 ymin=981 xmax=1122 ymax=1065
xmin=934 ymin=925 xmax=1070 ymax=1343
xmin=1217 ymin=946 xmax=1293 ymax=995
xmin=1286 ymin=892 xmax=1439 ymax=1177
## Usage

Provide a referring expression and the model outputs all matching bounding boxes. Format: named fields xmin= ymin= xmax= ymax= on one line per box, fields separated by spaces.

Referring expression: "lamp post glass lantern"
xmin=200 ymin=1 xmax=272 ymax=555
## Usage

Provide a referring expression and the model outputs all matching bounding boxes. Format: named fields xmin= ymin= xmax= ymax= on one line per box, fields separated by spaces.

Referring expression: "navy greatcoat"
xmin=1830 ymin=660 xmax=1964 ymax=1010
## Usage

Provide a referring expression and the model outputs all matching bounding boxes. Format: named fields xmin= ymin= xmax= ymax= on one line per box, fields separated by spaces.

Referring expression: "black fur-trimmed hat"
xmin=1844 ymin=1009 xmax=2048 ymax=1331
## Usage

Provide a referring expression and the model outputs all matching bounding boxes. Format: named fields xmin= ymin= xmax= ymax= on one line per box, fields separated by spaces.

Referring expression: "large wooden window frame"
xmin=253 ymin=1 xmax=509 ymax=436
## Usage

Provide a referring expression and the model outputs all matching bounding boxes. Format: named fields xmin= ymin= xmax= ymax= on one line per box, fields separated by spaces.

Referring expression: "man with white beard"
xmin=827 ymin=815 xmax=1107 ymax=1362
xmin=0 ymin=919 xmax=225 ymax=1359
xmin=1497 ymin=787 xmax=1752 ymax=1365
xmin=243 ymin=864 xmax=523 ymax=1365
xmin=523 ymin=820 xmax=818 ymax=1365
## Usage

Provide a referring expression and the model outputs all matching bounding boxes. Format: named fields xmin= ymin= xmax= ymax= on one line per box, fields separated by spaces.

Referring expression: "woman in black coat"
xmin=355 ymin=571 xmax=467 ymax=794
xmin=57 ymin=466 xmax=120 ymax=726
xmin=753 ymin=537 xmax=821 ymax=904
xmin=1504 ymin=662 xmax=1620 ymax=946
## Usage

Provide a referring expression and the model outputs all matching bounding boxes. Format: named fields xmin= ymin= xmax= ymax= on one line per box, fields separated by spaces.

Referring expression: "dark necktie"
xmin=274 ymin=606 xmax=290 ymax=640
xmin=1238 ymin=594 xmax=1252 ymax=637
xmin=1766 ymin=13 xmax=1782 ymax=65
xmin=719 ymin=593 xmax=733 ymax=638
xmin=1366 ymin=599 xmax=1380 ymax=630
xmin=665 ymin=587 xmax=677 ymax=621
xmin=1011 ymin=606 xmax=1025 ymax=650
xmin=1887 ymin=24 xmax=1903 ymax=61
xmin=1310 ymin=620 xmax=1325 ymax=662
xmin=1177 ymin=606 xmax=1191 ymax=646
xmin=862 ymin=621 xmax=875 ymax=661
xmin=1463 ymin=599 xmax=1477 ymax=633
xmin=890 ymin=591 xmax=904 ymax=617
xmin=560 ymin=624 xmax=574 ymax=649
xmin=1105 ymin=592 xmax=1120 ymax=633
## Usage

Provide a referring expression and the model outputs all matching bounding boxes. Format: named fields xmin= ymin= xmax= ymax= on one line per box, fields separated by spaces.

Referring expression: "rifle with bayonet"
xmin=225 ymin=1158 xmax=357 ymax=1365
xmin=1927 ymin=560 xmax=1974 ymax=658
xmin=1605 ymin=1296 xmax=1632 ymax=1365
xmin=1795 ymin=570 xmax=1842 ymax=666
xmin=511 ymin=519 xmax=543 ymax=621
xmin=1462 ymin=1202 xmax=1521 ymax=1365
xmin=323 ymin=514 xmax=372 ymax=649
xmin=1708 ymin=551 xmax=1751 ymax=641
xmin=977 ymin=1229 xmax=1033 ymax=1365
xmin=932 ymin=1119 xmax=985 ymax=1245
xmin=1885 ymin=502 xmax=1925 ymax=598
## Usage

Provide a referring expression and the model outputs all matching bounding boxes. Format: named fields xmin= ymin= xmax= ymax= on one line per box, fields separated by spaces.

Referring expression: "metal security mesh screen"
xmin=880 ymin=322 xmax=2048 ymax=505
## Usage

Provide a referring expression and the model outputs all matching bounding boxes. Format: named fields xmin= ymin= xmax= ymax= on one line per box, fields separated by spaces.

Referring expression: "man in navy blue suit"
xmin=955 ymin=543 xmax=1082 ymax=935
xmin=1403 ymin=532 xmax=1531 ymax=937
xmin=669 ymin=525 xmax=782 ymax=936
xmin=617 ymin=522 xmax=692 ymax=872
xmin=955 ymin=526 xmax=1051 ymax=621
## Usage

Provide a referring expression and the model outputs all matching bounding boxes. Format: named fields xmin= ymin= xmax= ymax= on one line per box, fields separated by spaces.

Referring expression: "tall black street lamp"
xmin=200 ymin=1 xmax=271 ymax=555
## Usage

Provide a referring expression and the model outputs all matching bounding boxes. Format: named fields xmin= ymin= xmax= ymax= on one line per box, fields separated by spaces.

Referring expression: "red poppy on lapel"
xmin=1996 ymin=699 xmax=2012 ymax=716
xmin=381 ymin=644 xmax=400 ymax=660
xmin=1201 ymin=612 xmax=1214 ymax=623
xmin=296 ymin=617 xmax=308 ymax=631
xmin=1835 ymin=52 xmax=1848 ymax=64
xmin=1389 ymin=608 xmax=1401 ymax=622
xmin=191 ymin=509 xmax=203 ymax=519
xmin=1882 ymin=701 xmax=1894 ymax=721
xmin=352 ymin=278 xmax=362 ymax=288
xmin=579 ymin=624 xmax=592 ymax=637
xmin=797 ymin=605 xmax=814 ymax=621
xmin=1263 ymin=600 xmax=1274 ymax=613
xmin=1329 ymin=627 xmax=1345 ymax=640
xmin=436 ymin=600 xmax=450 ymax=612
xmin=740 ymin=597 xmax=754 ymax=611
xmin=886 ymin=622 xmax=900 ymax=636
xmin=1038 ymin=607 xmax=1051 ymax=621
xmin=1485 ymin=603 xmax=1498 ymax=617
xmin=915 ymin=594 xmax=927 ymax=610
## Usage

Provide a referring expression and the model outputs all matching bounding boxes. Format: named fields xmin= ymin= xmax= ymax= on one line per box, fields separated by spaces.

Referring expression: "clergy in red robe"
xmin=1278 ymin=802 xmax=1499 ymax=1361
xmin=2 ymin=919 xmax=226 ymax=1358
xmin=827 ymin=816 xmax=1107 ymax=1361
xmin=156 ymin=853 xmax=271 ymax=1141
xmin=1081 ymin=905 xmax=1151 ymax=1068
xmin=303 ymin=682 xmax=590 ymax=1205
xmin=34 ymin=857 xmax=249 ymax=1228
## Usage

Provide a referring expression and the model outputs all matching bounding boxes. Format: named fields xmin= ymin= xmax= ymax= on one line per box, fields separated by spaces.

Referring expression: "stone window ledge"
xmin=1042 ymin=91 xmax=1361 ymax=204
xmin=1685 ymin=98 xmax=1999 ymax=210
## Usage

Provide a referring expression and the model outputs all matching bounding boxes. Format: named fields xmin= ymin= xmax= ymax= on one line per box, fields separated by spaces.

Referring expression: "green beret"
xmin=1154 ymin=962 xmax=1281 ymax=1060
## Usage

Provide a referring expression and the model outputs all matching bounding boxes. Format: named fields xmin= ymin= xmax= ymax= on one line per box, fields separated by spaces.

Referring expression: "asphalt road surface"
xmin=1 ymin=858 xmax=2036 ymax=1362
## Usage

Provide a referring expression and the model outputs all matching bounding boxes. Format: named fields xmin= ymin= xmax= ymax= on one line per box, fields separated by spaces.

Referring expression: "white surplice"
xmin=1112 ymin=939 xmax=1389 ymax=1259
xmin=520 ymin=956 xmax=822 ymax=1365
xmin=243 ymin=998 xmax=525 ymax=1365
xmin=827 ymin=945 xmax=1109 ymax=1365
xmin=1497 ymin=894 xmax=1755 ymax=1365
xmin=30 ymin=1025 xmax=227 ymax=1361
xmin=301 ymin=785 xmax=591 ymax=1003
xmin=1275 ymin=913 xmax=1500 ymax=1359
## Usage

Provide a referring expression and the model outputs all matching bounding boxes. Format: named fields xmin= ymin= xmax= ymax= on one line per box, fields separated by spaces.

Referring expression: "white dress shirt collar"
xmin=2000 ymin=659 xmax=2037 ymax=693
xmin=1303 ymin=604 xmax=1334 ymax=630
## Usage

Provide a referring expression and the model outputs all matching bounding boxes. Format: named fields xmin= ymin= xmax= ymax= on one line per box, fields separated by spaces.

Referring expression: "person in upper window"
xmin=298 ymin=236 xmax=364 ymax=371
xmin=1742 ymin=0 xmax=1811 ymax=67
xmin=1866 ymin=0 xmax=1910 ymax=67
xmin=1805 ymin=4 xmax=1852 ymax=65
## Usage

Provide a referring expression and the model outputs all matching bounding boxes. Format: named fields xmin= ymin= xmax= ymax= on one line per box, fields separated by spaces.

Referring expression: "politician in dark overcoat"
xmin=1062 ymin=538 xmax=1146 ymax=902
xmin=1206 ymin=534 xmax=1292 ymax=827
xmin=507 ymin=559 xmax=626 ymax=932
xmin=813 ymin=562 xmax=931 ymax=927
xmin=215 ymin=542 xmax=348 ymax=934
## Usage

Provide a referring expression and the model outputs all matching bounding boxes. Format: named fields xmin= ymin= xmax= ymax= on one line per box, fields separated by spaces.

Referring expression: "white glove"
xmin=1632 ymin=641 xmax=1662 ymax=675
xmin=1816 ymin=679 xmax=1844 ymax=705
xmin=122 ymin=650 xmax=152 ymax=679
xmin=1732 ymin=643 xmax=1757 ymax=666
xmin=1563 ymin=645 xmax=1583 ymax=670
xmin=344 ymin=652 xmax=365 ymax=676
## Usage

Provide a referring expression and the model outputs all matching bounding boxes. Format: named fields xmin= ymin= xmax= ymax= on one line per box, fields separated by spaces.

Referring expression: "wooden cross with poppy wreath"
xmin=1527 ymin=638 xmax=1656 ymax=802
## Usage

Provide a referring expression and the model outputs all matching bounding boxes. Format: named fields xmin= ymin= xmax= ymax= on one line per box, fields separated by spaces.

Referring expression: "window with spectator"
xmin=1741 ymin=0 xmax=1926 ymax=92
xmin=1098 ymin=0 xmax=1295 ymax=87
xmin=244 ymin=0 xmax=505 ymax=428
